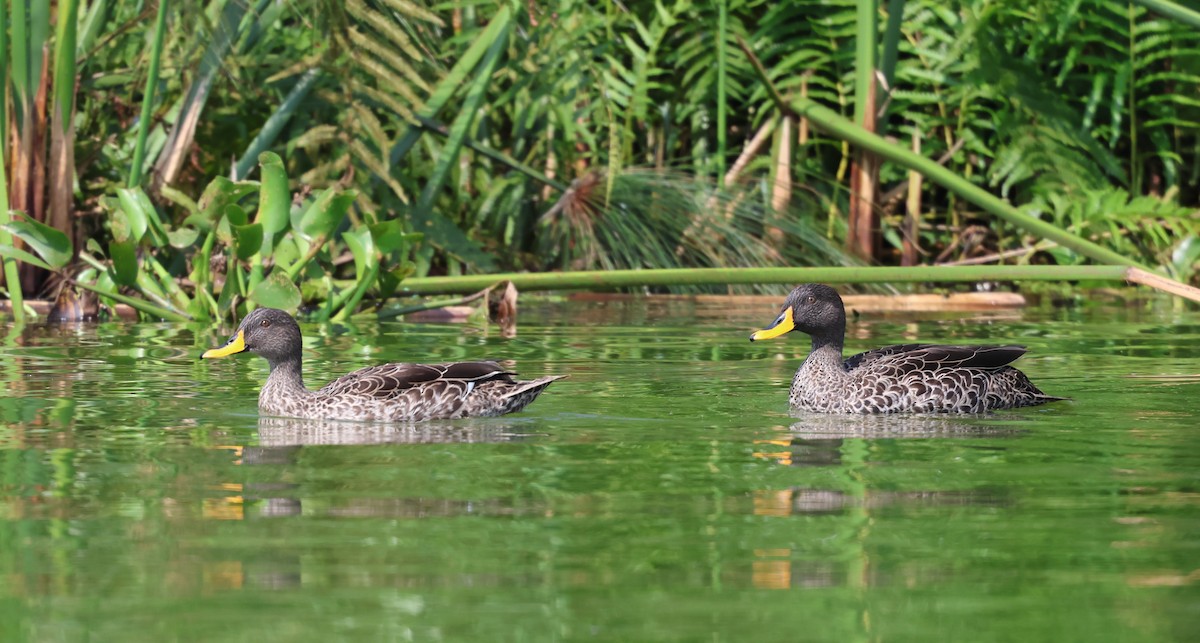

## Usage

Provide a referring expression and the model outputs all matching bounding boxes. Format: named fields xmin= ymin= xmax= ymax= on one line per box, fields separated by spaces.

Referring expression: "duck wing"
xmin=843 ymin=344 xmax=1027 ymax=372
xmin=317 ymin=360 xmax=516 ymax=400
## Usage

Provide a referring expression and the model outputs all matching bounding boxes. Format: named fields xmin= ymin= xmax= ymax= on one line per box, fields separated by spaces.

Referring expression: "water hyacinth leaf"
xmin=109 ymin=205 xmax=132 ymax=243
xmin=197 ymin=177 xmax=236 ymax=217
xmin=248 ymin=269 xmax=302 ymax=311
xmin=257 ymin=152 xmax=291 ymax=237
xmin=341 ymin=228 xmax=375 ymax=279
xmin=224 ymin=203 xmax=249 ymax=227
xmin=0 ymin=245 xmax=53 ymax=271
xmin=109 ymin=240 xmax=139 ymax=285
xmin=116 ymin=188 xmax=149 ymax=242
xmin=376 ymin=263 xmax=416 ymax=300
xmin=367 ymin=220 xmax=413 ymax=254
xmin=216 ymin=214 xmax=234 ymax=246
xmin=167 ymin=226 xmax=201 ymax=249
xmin=132 ymin=187 xmax=169 ymax=245
xmin=273 ymin=236 xmax=300 ymax=268
xmin=296 ymin=188 xmax=355 ymax=239
xmin=182 ymin=212 xmax=214 ymax=232
xmin=3 ymin=216 xmax=73 ymax=269
xmin=159 ymin=185 xmax=199 ymax=216
xmin=233 ymin=223 xmax=263 ymax=260
xmin=198 ymin=177 xmax=259 ymax=222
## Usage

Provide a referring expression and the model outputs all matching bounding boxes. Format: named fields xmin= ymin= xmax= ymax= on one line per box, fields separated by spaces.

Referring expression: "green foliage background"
xmin=4 ymin=0 xmax=1200 ymax=318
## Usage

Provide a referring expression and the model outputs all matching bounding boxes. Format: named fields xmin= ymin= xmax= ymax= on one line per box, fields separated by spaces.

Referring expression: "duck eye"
xmin=806 ymin=295 xmax=816 ymax=304
xmin=260 ymin=319 xmax=271 ymax=328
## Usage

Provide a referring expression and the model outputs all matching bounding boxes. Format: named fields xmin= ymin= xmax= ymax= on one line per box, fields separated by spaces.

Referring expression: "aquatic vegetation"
xmin=1 ymin=0 xmax=1199 ymax=320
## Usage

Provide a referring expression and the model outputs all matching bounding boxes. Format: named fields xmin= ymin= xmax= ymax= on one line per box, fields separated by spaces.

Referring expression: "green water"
xmin=2 ymin=296 xmax=1198 ymax=642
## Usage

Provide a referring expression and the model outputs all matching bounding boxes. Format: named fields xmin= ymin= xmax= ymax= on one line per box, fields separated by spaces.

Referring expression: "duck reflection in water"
xmin=240 ymin=415 xmax=541 ymax=519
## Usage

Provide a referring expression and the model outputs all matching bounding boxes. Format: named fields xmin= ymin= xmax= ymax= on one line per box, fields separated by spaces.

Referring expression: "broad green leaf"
xmin=375 ymin=264 xmax=415 ymax=301
xmin=109 ymin=206 xmax=131 ymax=243
xmin=167 ymin=226 xmax=200 ymax=249
xmin=233 ymin=223 xmax=263 ymax=260
xmin=296 ymin=188 xmax=355 ymax=239
xmin=109 ymin=240 xmax=138 ymax=285
xmin=299 ymin=277 xmax=331 ymax=302
xmin=181 ymin=212 xmax=214 ymax=231
xmin=341 ymin=228 xmax=375 ymax=280
xmin=272 ymin=236 xmax=300 ymax=268
xmin=116 ymin=187 xmax=151 ymax=243
xmin=248 ymin=269 xmax=301 ymax=311
xmin=224 ymin=203 xmax=249 ymax=227
xmin=0 ymin=244 xmax=53 ymax=270
xmin=159 ymin=185 xmax=199 ymax=216
xmin=216 ymin=214 xmax=234 ymax=246
xmin=133 ymin=188 xmax=169 ymax=246
xmin=256 ymin=151 xmax=291 ymax=237
xmin=198 ymin=177 xmax=258 ymax=222
xmin=3 ymin=217 xmax=73 ymax=269
xmin=367 ymin=220 xmax=410 ymax=254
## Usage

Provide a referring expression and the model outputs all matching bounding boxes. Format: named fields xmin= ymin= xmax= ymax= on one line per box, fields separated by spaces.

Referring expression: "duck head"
xmin=749 ymin=283 xmax=846 ymax=342
xmin=202 ymin=308 xmax=303 ymax=364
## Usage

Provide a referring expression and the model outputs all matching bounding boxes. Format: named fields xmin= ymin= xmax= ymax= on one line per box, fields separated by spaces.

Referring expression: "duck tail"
xmin=498 ymin=375 xmax=567 ymax=413
xmin=503 ymin=375 xmax=567 ymax=398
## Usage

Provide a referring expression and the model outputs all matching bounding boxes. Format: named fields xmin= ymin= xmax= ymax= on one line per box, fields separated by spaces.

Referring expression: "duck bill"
xmin=202 ymin=329 xmax=247 ymax=359
xmin=749 ymin=308 xmax=794 ymax=341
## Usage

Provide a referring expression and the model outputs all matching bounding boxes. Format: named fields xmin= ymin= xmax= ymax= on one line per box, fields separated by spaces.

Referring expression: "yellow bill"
xmin=749 ymin=307 xmax=794 ymax=341
xmin=202 ymin=329 xmax=247 ymax=359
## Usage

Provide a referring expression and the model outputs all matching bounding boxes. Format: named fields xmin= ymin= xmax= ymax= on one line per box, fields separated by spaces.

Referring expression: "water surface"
xmin=2 ymin=295 xmax=1198 ymax=641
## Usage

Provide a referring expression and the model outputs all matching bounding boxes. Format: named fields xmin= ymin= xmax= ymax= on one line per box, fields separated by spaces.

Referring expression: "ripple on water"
xmin=1 ymin=298 xmax=1198 ymax=641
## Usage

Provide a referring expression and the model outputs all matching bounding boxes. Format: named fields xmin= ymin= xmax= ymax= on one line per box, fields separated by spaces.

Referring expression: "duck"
xmin=749 ymin=284 xmax=1064 ymax=414
xmin=201 ymin=308 xmax=565 ymax=421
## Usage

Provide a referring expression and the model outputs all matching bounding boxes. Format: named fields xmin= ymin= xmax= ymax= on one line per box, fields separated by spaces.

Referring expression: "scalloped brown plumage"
xmin=202 ymin=308 xmax=564 ymax=422
xmin=750 ymin=284 xmax=1065 ymax=414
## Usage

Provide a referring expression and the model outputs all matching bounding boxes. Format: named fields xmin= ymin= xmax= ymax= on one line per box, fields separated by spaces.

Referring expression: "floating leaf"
xmin=248 ymin=269 xmax=302 ymax=310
